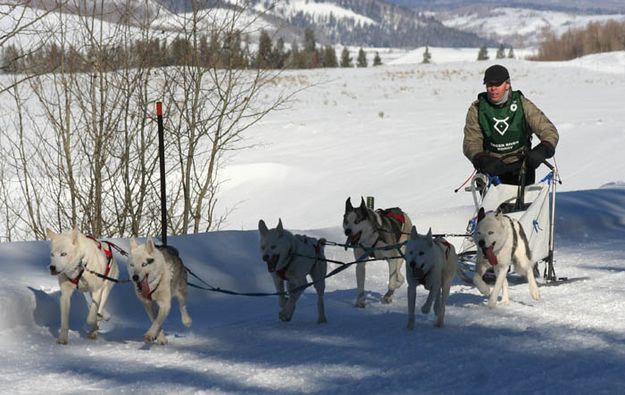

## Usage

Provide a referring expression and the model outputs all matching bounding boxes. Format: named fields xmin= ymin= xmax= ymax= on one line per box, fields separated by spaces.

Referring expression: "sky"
xmin=1 ymin=47 xmax=625 ymax=393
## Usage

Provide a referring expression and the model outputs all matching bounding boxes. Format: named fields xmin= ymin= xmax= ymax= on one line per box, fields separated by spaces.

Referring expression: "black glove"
xmin=526 ymin=142 xmax=555 ymax=169
xmin=472 ymin=153 xmax=507 ymax=176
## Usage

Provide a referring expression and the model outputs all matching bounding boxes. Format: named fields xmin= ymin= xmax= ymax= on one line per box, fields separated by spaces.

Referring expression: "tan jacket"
xmin=463 ymin=95 xmax=559 ymax=164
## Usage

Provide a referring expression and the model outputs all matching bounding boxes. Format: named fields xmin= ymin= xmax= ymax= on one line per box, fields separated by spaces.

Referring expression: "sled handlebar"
xmin=542 ymin=160 xmax=554 ymax=171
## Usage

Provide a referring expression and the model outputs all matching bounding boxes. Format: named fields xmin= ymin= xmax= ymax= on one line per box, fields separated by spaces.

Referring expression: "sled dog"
xmin=47 ymin=227 xmax=119 ymax=344
xmin=343 ymin=197 xmax=413 ymax=307
xmin=404 ymin=227 xmax=457 ymax=329
xmin=473 ymin=207 xmax=540 ymax=308
xmin=128 ymin=238 xmax=192 ymax=344
xmin=258 ymin=219 xmax=327 ymax=323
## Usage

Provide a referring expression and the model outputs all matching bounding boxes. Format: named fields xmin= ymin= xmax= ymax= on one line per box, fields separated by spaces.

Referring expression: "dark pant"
xmin=498 ymin=166 xmax=535 ymax=185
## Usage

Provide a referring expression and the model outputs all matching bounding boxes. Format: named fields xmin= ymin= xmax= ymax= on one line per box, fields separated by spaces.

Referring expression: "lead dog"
xmin=473 ymin=207 xmax=540 ymax=308
xmin=404 ymin=226 xmax=457 ymax=329
xmin=47 ymin=227 xmax=119 ymax=344
xmin=343 ymin=197 xmax=412 ymax=307
xmin=127 ymin=238 xmax=192 ymax=344
xmin=258 ymin=219 xmax=327 ymax=323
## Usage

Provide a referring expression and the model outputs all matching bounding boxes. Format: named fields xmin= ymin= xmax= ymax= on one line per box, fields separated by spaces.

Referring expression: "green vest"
xmin=478 ymin=90 xmax=529 ymax=155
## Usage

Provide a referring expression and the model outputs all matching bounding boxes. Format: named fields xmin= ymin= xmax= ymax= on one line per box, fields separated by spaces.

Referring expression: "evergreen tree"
xmin=507 ymin=47 xmax=515 ymax=59
xmin=477 ymin=46 xmax=489 ymax=61
xmin=422 ymin=46 xmax=431 ymax=64
xmin=356 ymin=47 xmax=367 ymax=67
xmin=272 ymin=37 xmax=286 ymax=68
xmin=496 ymin=43 xmax=505 ymax=59
xmin=323 ymin=45 xmax=338 ymax=67
xmin=256 ymin=29 xmax=273 ymax=68
xmin=287 ymin=41 xmax=301 ymax=68
xmin=340 ymin=47 xmax=352 ymax=67
xmin=373 ymin=51 xmax=382 ymax=66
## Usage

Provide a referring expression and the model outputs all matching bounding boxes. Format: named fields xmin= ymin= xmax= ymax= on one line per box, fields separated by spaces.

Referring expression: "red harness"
xmin=384 ymin=211 xmax=405 ymax=224
xmin=68 ymin=235 xmax=114 ymax=287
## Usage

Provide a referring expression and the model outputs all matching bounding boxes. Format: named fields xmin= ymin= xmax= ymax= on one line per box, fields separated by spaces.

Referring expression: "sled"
xmin=456 ymin=161 xmax=564 ymax=285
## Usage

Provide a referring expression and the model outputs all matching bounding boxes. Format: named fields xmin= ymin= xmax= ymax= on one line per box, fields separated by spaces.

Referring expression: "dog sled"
xmin=456 ymin=161 xmax=562 ymax=285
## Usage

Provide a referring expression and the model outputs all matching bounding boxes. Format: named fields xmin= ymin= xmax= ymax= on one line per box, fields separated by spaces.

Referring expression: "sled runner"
xmin=456 ymin=161 xmax=563 ymax=285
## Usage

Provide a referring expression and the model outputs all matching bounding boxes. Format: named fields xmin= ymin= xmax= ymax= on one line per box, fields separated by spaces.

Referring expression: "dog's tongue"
xmin=139 ymin=276 xmax=151 ymax=299
xmin=483 ymin=246 xmax=498 ymax=266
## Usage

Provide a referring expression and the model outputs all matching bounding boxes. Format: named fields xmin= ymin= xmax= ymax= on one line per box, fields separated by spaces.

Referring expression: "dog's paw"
xmin=279 ymin=311 xmax=292 ymax=322
xmin=531 ymin=289 xmax=540 ymax=300
xmin=381 ymin=290 xmax=394 ymax=304
xmin=144 ymin=331 xmax=157 ymax=342
xmin=182 ymin=316 xmax=192 ymax=327
xmin=86 ymin=330 xmax=98 ymax=340
xmin=56 ymin=337 xmax=68 ymax=345
xmin=157 ymin=334 xmax=168 ymax=345
xmin=487 ymin=299 xmax=498 ymax=309
xmin=98 ymin=310 xmax=112 ymax=322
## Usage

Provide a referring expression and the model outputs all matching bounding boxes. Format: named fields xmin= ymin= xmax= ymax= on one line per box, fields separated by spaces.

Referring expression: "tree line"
xmin=530 ymin=19 xmax=625 ymax=61
xmin=1 ymin=28 xmax=383 ymax=74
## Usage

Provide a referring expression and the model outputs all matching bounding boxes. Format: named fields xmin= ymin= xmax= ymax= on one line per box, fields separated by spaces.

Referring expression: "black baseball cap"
xmin=483 ymin=64 xmax=510 ymax=85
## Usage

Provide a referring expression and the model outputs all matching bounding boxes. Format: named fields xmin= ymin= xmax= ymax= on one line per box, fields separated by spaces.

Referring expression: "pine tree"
xmin=323 ymin=45 xmax=338 ymax=67
xmin=256 ymin=29 xmax=273 ymax=68
xmin=340 ymin=47 xmax=352 ymax=67
xmin=507 ymin=47 xmax=515 ymax=59
xmin=373 ymin=51 xmax=382 ymax=66
xmin=496 ymin=44 xmax=505 ymax=59
xmin=356 ymin=47 xmax=367 ymax=67
xmin=272 ymin=38 xmax=286 ymax=69
xmin=477 ymin=46 xmax=489 ymax=61
xmin=422 ymin=46 xmax=431 ymax=64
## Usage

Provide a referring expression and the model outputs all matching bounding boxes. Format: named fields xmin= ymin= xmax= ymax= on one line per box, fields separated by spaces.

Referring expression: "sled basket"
xmin=457 ymin=169 xmax=559 ymax=285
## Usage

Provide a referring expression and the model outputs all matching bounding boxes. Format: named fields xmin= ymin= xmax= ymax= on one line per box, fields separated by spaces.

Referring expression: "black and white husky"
xmin=47 ymin=227 xmax=119 ymax=344
xmin=342 ymin=197 xmax=413 ymax=307
xmin=258 ymin=219 xmax=327 ymax=324
xmin=473 ymin=207 xmax=540 ymax=308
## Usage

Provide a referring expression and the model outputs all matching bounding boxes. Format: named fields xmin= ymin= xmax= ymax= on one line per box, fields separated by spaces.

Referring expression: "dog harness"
xmin=69 ymin=236 xmax=114 ymax=288
xmin=276 ymin=237 xmax=324 ymax=281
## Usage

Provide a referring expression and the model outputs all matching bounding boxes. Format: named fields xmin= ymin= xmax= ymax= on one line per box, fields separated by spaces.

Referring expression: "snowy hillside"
xmin=1 ymin=52 xmax=625 ymax=393
xmin=435 ymin=7 xmax=625 ymax=47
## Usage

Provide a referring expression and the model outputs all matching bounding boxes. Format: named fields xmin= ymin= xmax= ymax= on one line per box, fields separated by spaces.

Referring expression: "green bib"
xmin=478 ymin=90 xmax=529 ymax=155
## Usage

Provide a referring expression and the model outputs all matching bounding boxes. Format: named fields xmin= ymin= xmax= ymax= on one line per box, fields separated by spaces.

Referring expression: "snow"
xmin=2 ymin=45 xmax=625 ymax=393
xmin=437 ymin=7 xmax=625 ymax=47
xmin=253 ymin=0 xmax=378 ymax=27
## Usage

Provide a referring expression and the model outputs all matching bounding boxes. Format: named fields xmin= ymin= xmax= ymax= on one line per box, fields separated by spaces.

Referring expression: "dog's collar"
xmin=68 ymin=266 xmax=86 ymax=287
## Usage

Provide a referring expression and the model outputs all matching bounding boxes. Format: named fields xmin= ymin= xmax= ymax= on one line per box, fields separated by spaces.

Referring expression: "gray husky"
xmin=343 ymin=197 xmax=413 ymax=307
xmin=474 ymin=208 xmax=540 ymax=308
xmin=47 ymin=227 xmax=119 ymax=344
xmin=258 ymin=219 xmax=327 ymax=323
xmin=128 ymin=238 xmax=192 ymax=344
xmin=404 ymin=226 xmax=457 ymax=329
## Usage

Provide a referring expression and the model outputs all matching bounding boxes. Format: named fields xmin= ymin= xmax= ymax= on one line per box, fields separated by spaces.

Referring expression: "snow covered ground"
xmin=1 ymin=52 xmax=625 ymax=393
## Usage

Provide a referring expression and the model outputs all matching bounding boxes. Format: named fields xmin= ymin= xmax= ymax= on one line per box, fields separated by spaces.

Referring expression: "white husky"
xmin=258 ymin=219 xmax=327 ymax=323
xmin=473 ymin=207 xmax=540 ymax=308
xmin=343 ymin=197 xmax=413 ymax=307
xmin=404 ymin=227 xmax=457 ymax=329
xmin=47 ymin=227 xmax=119 ymax=344
xmin=127 ymin=238 xmax=192 ymax=344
